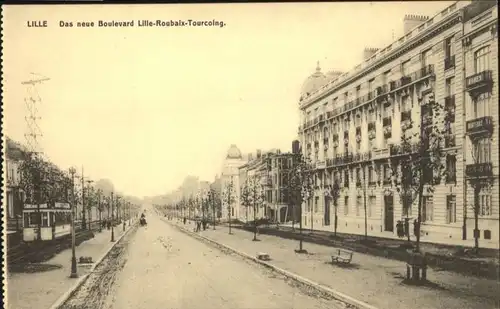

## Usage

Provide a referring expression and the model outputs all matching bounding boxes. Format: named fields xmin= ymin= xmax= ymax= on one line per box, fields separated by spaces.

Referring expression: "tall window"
xmin=446 ymin=77 xmax=455 ymax=97
xmin=344 ymin=170 xmax=349 ymax=188
xmin=444 ymin=36 xmax=454 ymax=59
xmin=446 ymin=155 xmax=457 ymax=183
xmin=368 ymin=166 xmax=374 ymax=184
xmin=323 ymin=102 xmax=328 ymax=112
xmin=473 ymin=138 xmax=491 ymax=163
xmin=472 ymin=92 xmax=491 ymax=118
xmin=383 ymin=164 xmax=391 ymax=184
xmin=480 ymin=189 xmax=492 ymax=216
xmin=422 ymin=196 xmax=434 ymax=222
xmin=314 ymin=196 xmax=319 ymax=213
xmin=446 ymin=195 xmax=456 ymax=224
xmin=368 ymin=79 xmax=375 ymax=95
xmin=333 ymin=97 xmax=338 ymax=107
xmin=368 ymin=196 xmax=375 ymax=217
xmin=401 ymin=60 xmax=410 ymax=75
xmin=344 ymin=196 xmax=349 ymax=215
xmin=421 ymin=48 xmax=432 ymax=67
xmin=356 ymin=196 xmax=362 ymax=216
xmin=383 ymin=71 xmax=391 ymax=84
xmin=474 ymin=46 xmax=491 ymax=73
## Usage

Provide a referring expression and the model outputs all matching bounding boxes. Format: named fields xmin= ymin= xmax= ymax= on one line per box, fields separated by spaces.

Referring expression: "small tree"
xmin=208 ymin=188 xmax=220 ymax=229
xmin=287 ymin=150 xmax=314 ymax=252
xmin=327 ymin=181 xmax=341 ymax=238
xmin=19 ymin=153 xmax=63 ymax=241
xmin=240 ymin=180 xmax=251 ymax=223
xmin=468 ymin=143 xmax=494 ymax=254
xmin=242 ymin=177 xmax=266 ymax=241
xmin=391 ymin=96 xmax=447 ymax=252
xmin=222 ymin=180 xmax=236 ymax=234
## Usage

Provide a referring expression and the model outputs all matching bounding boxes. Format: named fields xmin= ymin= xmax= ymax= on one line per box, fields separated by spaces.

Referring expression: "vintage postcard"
xmin=2 ymin=2 xmax=499 ymax=309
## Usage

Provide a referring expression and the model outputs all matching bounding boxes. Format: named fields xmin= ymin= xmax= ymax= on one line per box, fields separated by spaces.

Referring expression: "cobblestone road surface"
xmin=61 ymin=213 xmax=350 ymax=309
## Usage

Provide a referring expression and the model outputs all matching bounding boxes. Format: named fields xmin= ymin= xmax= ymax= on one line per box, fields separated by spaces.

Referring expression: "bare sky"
xmin=3 ymin=2 xmax=455 ymax=197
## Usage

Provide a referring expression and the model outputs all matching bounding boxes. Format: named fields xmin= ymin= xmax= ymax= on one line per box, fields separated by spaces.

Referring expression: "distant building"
xmin=5 ymin=137 xmax=26 ymax=235
xmin=220 ymin=145 xmax=246 ymax=221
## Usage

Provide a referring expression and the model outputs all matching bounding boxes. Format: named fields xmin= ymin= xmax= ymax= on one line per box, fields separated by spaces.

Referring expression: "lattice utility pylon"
xmin=21 ymin=73 xmax=50 ymax=157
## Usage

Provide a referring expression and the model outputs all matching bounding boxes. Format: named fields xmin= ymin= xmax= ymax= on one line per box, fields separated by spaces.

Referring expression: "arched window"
xmin=474 ymin=46 xmax=490 ymax=73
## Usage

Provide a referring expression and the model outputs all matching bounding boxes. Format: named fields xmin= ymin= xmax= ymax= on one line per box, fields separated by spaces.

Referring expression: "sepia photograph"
xmin=2 ymin=1 xmax=499 ymax=309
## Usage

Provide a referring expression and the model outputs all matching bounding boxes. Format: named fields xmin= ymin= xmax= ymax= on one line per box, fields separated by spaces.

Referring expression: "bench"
xmin=331 ymin=248 xmax=353 ymax=264
xmin=256 ymin=252 xmax=270 ymax=261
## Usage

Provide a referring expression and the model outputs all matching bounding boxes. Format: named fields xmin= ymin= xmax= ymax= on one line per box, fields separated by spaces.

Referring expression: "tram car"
xmin=22 ymin=202 xmax=72 ymax=242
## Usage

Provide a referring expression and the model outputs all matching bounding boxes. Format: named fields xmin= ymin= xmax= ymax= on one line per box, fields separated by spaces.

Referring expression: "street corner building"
xmin=297 ymin=1 xmax=498 ymax=247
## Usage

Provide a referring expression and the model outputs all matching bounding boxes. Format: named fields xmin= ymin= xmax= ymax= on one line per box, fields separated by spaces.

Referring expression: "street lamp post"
xmin=69 ymin=167 xmax=78 ymax=278
xmin=110 ymin=191 xmax=115 ymax=242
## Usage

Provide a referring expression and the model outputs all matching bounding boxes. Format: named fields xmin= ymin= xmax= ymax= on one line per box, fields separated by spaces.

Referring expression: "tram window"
xmin=28 ymin=213 xmax=40 ymax=226
xmin=42 ymin=213 xmax=49 ymax=227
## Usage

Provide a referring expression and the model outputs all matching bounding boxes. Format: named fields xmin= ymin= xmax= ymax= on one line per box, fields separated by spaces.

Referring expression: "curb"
xmin=48 ymin=222 xmax=138 ymax=309
xmin=166 ymin=221 xmax=378 ymax=309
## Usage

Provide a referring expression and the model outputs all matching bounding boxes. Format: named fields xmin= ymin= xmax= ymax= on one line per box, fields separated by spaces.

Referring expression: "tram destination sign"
xmin=55 ymin=202 xmax=71 ymax=209
xmin=24 ymin=203 xmax=49 ymax=209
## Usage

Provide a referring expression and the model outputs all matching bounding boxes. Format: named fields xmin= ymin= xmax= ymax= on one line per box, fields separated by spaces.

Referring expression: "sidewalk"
xmin=6 ymin=225 xmax=128 ymax=309
xmin=174 ymin=221 xmax=500 ymax=309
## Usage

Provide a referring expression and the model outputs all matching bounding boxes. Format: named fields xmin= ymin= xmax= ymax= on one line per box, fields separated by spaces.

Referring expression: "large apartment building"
xmin=297 ymin=1 xmax=498 ymax=246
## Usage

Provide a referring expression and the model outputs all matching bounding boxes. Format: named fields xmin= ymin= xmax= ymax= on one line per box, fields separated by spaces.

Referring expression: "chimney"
xmin=363 ymin=47 xmax=379 ymax=60
xmin=403 ymin=14 xmax=429 ymax=35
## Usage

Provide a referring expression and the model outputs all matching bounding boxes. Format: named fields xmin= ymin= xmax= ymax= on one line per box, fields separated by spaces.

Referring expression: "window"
xmin=344 ymin=92 xmax=349 ymax=104
xmin=401 ymin=60 xmax=410 ymax=75
xmin=368 ymin=79 xmax=375 ymax=94
xmin=368 ymin=109 xmax=375 ymax=123
xmin=446 ymin=195 xmax=456 ymax=223
xmin=314 ymin=196 xmax=319 ymax=212
xmin=383 ymin=164 xmax=391 ymax=184
xmin=473 ymin=138 xmax=491 ymax=163
xmin=421 ymin=49 xmax=432 ymax=67
xmin=474 ymin=46 xmax=491 ymax=73
xmin=323 ymin=148 xmax=328 ymax=161
xmin=314 ymin=151 xmax=319 ymax=161
xmin=480 ymin=191 xmax=492 ymax=216
xmin=307 ymin=198 xmax=312 ymax=212
xmin=368 ymin=196 xmax=375 ymax=217
xmin=422 ymin=196 xmax=434 ymax=222
xmin=323 ymin=102 xmax=328 ymax=112
xmin=333 ymin=146 xmax=338 ymax=158
xmin=368 ymin=166 xmax=374 ymax=184
xmin=356 ymin=168 xmax=361 ymax=187
xmin=368 ymin=138 xmax=375 ymax=150
xmin=383 ymin=71 xmax=391 ymax=84
xmin=472 ymin=92 xmax=491 ymax=119
xmin=356 ymin=85 xmax=361 ymax=99
xmin=446 ymin=155 xmax=457 ymax=183
xmin=344 ymin=196 xmax=349 ymax=215
xmin=445 ymin=36 xmax=454 ymax=58
xmin=344 ymin=170 xmax=349 ymax=188
xmin=446 ymin=77 xmax=455 ymax=97
xmin=401 ymin=96 xmax=411 ymax=112
xmin=314 ymin=107 xmax=319 ymax=118
xmin=356 ymin=196 xmax=362 ymax=216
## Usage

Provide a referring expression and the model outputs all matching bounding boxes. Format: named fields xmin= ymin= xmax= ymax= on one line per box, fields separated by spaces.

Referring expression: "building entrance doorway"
xmin=384 ymin=195 xmax=394 ymax=232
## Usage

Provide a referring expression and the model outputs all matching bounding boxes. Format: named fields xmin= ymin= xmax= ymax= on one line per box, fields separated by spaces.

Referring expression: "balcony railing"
xmin=466 ymin=162 xmax=493 ymax=177
xmin=466 ymin=70 xmax=493 ymax=92
xmin=444 ymin=55 xmax=455 ymax=70
xmin=466 ymin=116 xmax=493 ymax=136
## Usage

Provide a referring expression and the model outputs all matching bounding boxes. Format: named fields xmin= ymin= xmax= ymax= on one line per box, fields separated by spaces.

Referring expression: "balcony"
xmin=466 ymin=116 xmax=493 ymax=136
xmin=444 ymin=55 xmax=455 ymax=70
xmin=466 ymin=162 xmax=493 ymax=177
xmin=401 ymin=110 xmax=411 ymax=122
xmin=466 ymin=70 xmax=493 ymax=93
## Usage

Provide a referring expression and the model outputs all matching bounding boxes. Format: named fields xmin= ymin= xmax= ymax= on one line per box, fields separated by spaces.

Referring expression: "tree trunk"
xmin=299 ymin=200 xmax=303 ymax=251
xmin=415 ymin=181 xmax=425 ymax=252
xmin=474 ymin=184 xmax=480 ymax=254
xmin=253 ymin=203 xmax=257 ymax=241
